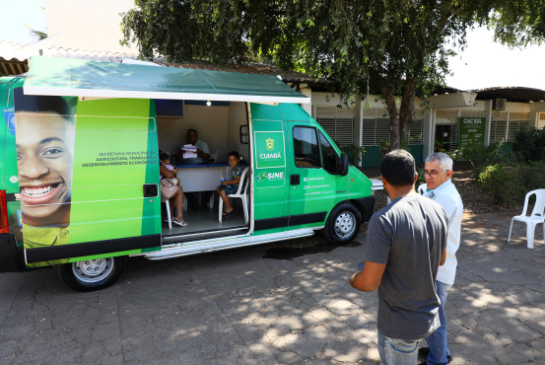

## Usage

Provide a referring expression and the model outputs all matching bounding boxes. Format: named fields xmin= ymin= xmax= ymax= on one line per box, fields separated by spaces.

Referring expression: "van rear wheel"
xmin=58 ymin=256 xmax=126 ymax=292
xmin=323 ymin=203 xmax=362 ymax=244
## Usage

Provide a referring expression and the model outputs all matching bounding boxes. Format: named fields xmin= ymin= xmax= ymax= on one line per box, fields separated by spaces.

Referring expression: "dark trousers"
xmin=185 ymin=191 xmax=213 ymax=205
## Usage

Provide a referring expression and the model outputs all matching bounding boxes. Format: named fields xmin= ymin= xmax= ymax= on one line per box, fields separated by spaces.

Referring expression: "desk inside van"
xmin=175 ymin=163 xmax=249 ymax=193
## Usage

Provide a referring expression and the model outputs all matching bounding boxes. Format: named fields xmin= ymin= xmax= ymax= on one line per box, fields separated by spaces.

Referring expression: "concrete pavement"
xmin=1 ymin=210 xmax=544 ymax=365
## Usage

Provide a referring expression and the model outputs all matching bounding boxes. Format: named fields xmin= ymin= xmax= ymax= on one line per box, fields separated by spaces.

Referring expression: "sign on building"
xmin=459 ymin=117 xmax=486 ymax=147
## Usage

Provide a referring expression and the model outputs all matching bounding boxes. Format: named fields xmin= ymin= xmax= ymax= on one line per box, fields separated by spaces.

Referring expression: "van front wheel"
xmin=323 ymin=203 xmax=362 ymax=244
xmin=58 ymin=256 xmax=126 ymax=292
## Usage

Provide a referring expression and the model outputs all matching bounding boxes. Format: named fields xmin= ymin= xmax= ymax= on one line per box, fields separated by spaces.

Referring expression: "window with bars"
xmin=449 ymin=123 xmax=459 ymax=151
xmin=490 ymin=120 xmax=507 ymax=143
xmin=361 ymin=118 xmax=423 ymax=146
xmin=409 ymin=120 xmax=423 ymax=145
xmin=508 ymin=120 xmax=530 ymax=141
xmin=316 ymin=106 xmax=355 ymax=146
xmin=361 ymin=118 xmax=390 ymax=146
xmin=316 ymin=117 xmax=354 ymax=145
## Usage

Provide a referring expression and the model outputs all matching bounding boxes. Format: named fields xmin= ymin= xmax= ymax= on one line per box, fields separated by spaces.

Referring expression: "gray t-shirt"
xmin=366 ymin=193 xmax=448 ymax=340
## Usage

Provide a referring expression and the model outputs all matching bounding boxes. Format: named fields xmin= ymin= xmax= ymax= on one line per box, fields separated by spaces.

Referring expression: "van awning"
xmin=23 ymin=56 xmax=310 ymax=104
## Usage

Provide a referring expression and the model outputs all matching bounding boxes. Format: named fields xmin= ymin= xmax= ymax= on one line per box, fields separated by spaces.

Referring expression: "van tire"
xmin=323 ymin=203 xmax=362 ymax=244
xmin=58 ymin=256 xmax=126 ymax=292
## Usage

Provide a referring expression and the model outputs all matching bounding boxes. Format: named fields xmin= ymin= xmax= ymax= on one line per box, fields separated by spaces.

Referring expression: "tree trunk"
xmin=381 ymin=88 xmax=400 ymax=159
xmin=399 ymin=79 xmax=417 ymax=146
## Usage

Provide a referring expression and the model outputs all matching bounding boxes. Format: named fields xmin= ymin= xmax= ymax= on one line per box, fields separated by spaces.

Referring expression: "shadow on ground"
xmin=0 ymin=210 xmax=544 ymax=364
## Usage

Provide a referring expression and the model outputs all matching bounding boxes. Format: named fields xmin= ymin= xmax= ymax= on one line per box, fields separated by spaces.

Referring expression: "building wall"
xmin=157 ymin=104 xmax=229 ymax=159
xmin=45 ymin=0 xmax=138 ymax=53
xmin=310 ymin=90 xmax=540 ymax=167
xmin=227 ymin=102 xmax=251 ymax=161
xmin=311 ymin=91 xmax=427 ymax=167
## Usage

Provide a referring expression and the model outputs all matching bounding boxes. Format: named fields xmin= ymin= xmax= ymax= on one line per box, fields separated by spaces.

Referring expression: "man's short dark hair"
xmin=187 ymin=128 xmax=198 ymax=135
xmin=13 ymin=87 xmax=74 ymax=124
xmin=228 ymin=150 xmax=240 ymax=159
xmin=381 ymin=150 xmax=416 ymax=187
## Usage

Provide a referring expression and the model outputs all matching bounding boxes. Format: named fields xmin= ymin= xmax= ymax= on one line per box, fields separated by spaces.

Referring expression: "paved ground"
xmin=1 ymin=210 xmax=544 ymax=365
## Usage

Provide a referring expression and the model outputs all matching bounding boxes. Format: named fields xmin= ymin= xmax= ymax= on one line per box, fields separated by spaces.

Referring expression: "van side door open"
xmin=250 ymin=103 xmax=289 ymax=233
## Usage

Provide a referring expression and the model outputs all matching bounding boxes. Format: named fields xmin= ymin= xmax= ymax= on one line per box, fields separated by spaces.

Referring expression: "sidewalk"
xmin=0 ymin=210 xmax=543 ymax=364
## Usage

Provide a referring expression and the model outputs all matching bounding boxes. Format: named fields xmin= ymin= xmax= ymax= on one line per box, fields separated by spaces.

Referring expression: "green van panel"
xmin=250 ymin=103 xmax=288 ymax=234
xmin=282 ymin=103 xmax=314 ymax=122
xmin=68 ymin=98 xmax=161 ymax=244
xmin=8 ymin=88 xmax=161 ymax=267
xmin=0 ymin=78 xmax=24 ymax=194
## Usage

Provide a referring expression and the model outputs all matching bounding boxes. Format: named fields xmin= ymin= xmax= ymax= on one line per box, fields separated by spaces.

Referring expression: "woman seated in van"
xmin=159 ymin=152 xmax=181 ymax=186
xmin=160 ymin=153 xmax=188 ymax=227
xmin=216 ymin=151 xmax=244 ymax=217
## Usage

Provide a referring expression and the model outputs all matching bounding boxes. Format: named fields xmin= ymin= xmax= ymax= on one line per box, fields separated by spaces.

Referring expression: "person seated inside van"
xmin=178 ymin=128 xmax=213 ymax=211
xmin=177 ymin=128 xmax=210 ymax=164
xmin=160 ymin=153 xmax=188 ymax=227
xmin=216 ymin=151 xmax=244 ymax=217
xmin=159 ymin=152 xmax=181 ymax=186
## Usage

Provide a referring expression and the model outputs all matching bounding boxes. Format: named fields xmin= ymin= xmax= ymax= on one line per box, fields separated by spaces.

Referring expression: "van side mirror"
xmin=336 ymin=153 xmax=349 ymax=176
xmin=340 ymin=153 xmax=349 ymax=176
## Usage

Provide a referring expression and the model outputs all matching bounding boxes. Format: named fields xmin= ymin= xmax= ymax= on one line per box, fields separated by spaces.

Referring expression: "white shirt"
xmin=424 ymin=179 xmax=463 ymax=285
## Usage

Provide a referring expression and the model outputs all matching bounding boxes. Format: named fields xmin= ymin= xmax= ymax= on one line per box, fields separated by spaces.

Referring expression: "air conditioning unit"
xmin=494 ymin=98 xmax=507 ymax=111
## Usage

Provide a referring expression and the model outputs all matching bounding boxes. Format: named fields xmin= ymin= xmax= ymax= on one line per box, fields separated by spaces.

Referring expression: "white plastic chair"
xmin=508 ymin=189 xmax=545 ymax=249
xmin=162 ymin=200 xmax=172 ymax=229
xmin=370 ymin=178 xmax=391 ymax=204
xmin=417 ymin=183 xmax=427 ymax=195
xmin=219 ymin=167 xmax=250 ymax=223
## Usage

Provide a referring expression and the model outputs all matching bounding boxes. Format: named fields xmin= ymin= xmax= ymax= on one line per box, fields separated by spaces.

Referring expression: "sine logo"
xmin=256 ymin=171 xmax=284 ymax=182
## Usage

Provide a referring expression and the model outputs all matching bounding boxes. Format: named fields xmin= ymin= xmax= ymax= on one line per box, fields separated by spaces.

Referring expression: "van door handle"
xmin=143 ymin=184 xmax=158 ymax=197
xmin=290 ymin=174 xmax=300 ymax=185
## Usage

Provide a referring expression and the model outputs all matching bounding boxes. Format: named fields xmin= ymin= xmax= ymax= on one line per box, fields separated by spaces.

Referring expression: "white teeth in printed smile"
xmin=21 ymin=185 xmax=56 ymax=198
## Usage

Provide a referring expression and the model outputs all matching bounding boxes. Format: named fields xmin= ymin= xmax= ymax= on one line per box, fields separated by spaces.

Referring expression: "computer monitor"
xmin=214 ymin=150 xmax=231 ymax=164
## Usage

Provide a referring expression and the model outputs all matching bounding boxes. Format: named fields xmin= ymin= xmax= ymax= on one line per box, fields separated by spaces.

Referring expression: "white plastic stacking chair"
xmin=219 ymin=167 xmax=250 ymax=223
xmin=162 ymin=200 xmax=172 ymax=229
xmin=417 ymin=183 xmax=427 ymax=195
xmin=508 ymin=189 xmax=545 ymax=249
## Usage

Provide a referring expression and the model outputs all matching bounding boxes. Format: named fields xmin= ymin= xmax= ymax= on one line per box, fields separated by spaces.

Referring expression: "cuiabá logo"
xmin=266 ymin=138 xmax=274 ymax=151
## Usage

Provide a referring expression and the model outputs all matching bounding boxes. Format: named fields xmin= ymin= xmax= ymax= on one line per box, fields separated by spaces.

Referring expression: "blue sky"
xmin=0 ymin=1 xmax=543 ymax=91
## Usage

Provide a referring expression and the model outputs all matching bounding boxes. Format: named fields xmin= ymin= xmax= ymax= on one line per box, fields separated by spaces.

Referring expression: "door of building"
xmin=435 ymin=125 xmax=452 ymax=152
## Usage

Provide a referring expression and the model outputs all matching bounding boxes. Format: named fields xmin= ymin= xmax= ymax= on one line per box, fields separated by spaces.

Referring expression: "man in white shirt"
xmin=177 ymin=129 xmax=212 ymax=211
xmin=419 ymin=152 xmax=463 ymax=365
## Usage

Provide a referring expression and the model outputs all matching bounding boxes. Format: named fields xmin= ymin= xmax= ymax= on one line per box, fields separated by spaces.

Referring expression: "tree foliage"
xmin=491 ymin=0 xmax=545 ymax=47
xmin=511 ymin=126 xmax=545 ymax=162
xmin=120 ymin=0 xmax=499 ymax=150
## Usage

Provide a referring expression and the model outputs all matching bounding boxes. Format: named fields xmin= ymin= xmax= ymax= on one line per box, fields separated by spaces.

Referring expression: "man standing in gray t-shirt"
xmin=350 ymin=150 xmax=448 ymax=365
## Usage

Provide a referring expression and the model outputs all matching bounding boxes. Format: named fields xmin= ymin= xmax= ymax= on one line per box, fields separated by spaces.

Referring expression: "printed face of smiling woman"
xmin=15 ymin=112 xmax=75 ymax=225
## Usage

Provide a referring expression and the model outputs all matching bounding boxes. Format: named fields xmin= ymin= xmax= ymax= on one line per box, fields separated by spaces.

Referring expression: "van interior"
xmin=156 ymin=100 xmax=251 ymax=242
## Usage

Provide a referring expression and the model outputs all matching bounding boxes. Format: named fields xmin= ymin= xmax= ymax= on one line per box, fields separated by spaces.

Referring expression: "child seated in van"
xmin=159 ymin=153 xmax=180 ymax=186
xmin=216 ymin=151 xmax=244 ymax=217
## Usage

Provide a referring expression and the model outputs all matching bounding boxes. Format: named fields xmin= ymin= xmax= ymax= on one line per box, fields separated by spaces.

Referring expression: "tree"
xmin=491 ymin=0 xmax=545 ymax=47
xmin=120 ymin=0 xmax=492 ymax=151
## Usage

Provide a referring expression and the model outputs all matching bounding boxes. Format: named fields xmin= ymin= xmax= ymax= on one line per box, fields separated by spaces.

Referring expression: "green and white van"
xmin=0 ymin=56 xmax=374 ymax=291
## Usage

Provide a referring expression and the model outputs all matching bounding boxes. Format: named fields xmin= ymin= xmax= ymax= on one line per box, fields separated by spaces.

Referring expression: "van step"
xmin=144 ymin=229 xmax=315 ymax=261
